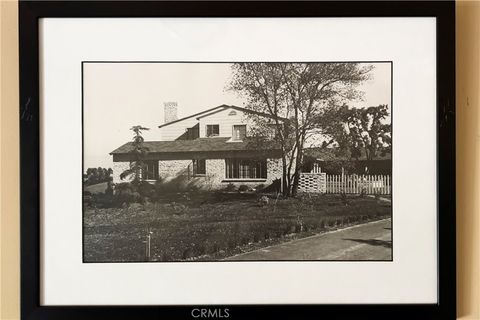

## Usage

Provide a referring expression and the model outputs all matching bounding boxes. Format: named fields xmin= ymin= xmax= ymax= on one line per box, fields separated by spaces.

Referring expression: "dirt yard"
xmin=83 ymin=192 xmax=391 ymax=262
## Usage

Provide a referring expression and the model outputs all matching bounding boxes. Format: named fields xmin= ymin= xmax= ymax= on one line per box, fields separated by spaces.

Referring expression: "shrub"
xmin=195 ymin=244 xmax=206 ymax=257
xmin=238 ymin=185 xmax=249 ymax=192
xmin=182 ymin=248 xmax=194 ymax=260
xmin=258 ymin=195 xmax=269 ymax=207
xmin=170 ymin=202 xmax=187 ymax=214
xmin=115 ymin=182 xmax=134 ymax=193
xmin=160 ymin=252 xmax=172 ymax=262
xmin=120 ymin=192 xmax=143 ymax=206
xmin=340 ymin=192 xmax=349 ymax=206
xmin=295 ymin=224 xmax=302 ymax=233
xmin=262 ymin=179 xmax=281 ymax=193
xmin=227 ymin=240 xmax=236 ymax=249
xmin=224 ymin=183 xmax=236 ymax=192
xmin=105 ymin=182 xmax=114 ymax=196
xmin=112 ymin=182 xmax=144 ymax=206
xmin=153 ymin=175 xmax=203 ymax=196
xmin=136 ymin=181 xmax=155 ymax=198
xmin=359 ymin=188 xmax=366 ymax=198
xmin=319 ymin=220 xmax=325 ymax=229
xmin=336 ymin=218 xmax=343 ymax=227
xmin=255 ymin=184 xmax=265 ymax=193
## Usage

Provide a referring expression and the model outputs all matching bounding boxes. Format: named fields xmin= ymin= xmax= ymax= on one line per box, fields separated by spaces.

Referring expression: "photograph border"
xmin=81 ymin=60 xmax=394 ymax=264
xmin=20 ymin=1 xmax=455 ymax=319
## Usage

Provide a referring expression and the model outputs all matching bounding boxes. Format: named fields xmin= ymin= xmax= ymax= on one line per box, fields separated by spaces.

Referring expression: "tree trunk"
xmin=291 ymin=145 xmax=304 ymax=197
xmin=281 ymin=155 xmax=289 ymax=197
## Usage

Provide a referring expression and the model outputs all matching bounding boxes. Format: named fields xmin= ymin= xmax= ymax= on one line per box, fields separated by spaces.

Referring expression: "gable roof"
xmin=158 ymin=104 xmax=287 ymax=129
xmin=110 ymin=137 xmax=281 ymax=155
xmin=196 ymin=105 xmax=287 ymax=121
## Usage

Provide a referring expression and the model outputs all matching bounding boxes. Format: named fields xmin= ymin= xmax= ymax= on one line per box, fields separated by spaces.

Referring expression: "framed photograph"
xmin=20 ymin=1 xmax=456 ymax=319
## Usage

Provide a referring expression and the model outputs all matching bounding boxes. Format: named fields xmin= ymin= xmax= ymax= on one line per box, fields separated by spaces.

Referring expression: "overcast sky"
xmin=83 ymin=62 xmax=391 ymax=169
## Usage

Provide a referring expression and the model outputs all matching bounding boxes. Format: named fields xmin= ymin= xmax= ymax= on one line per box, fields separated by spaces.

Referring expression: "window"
xmin=142 ymin=161 xmax=158 ymax=180
xmin=225 ymin=159 xmax=267 ymax=179
xmin=206 ymin=125 xmax=219 ymax=137
xmin=193 ymin=159 xmax=206 ymax=176
xmin=232 ymin=125 xmax=246 ymax=141
xmin=268 ymin=123 xmax=282 ymax=139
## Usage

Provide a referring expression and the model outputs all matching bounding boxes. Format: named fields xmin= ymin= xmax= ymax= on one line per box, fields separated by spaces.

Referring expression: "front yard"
xmin=83 ymin=192 xmax=391 ymax=262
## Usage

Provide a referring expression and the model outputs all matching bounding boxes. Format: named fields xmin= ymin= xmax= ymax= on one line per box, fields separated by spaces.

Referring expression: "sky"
xmin=83 ymin=62 xmax=391 ymax=169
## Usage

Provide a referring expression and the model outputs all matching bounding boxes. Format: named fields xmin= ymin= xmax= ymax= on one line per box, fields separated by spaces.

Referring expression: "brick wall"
xmin=298 ymin=172 xmax=327 ymax=193
xmin=113 ymin=158 xmax=284 ymax=190
xmin=204 ymin=158 xmax=283 ymax=190
xmin=112 ymin=161 xmax=132 ymax=183
xmin=267 ymin=158 xmax=283 ymax=184
xmin=158 ymin=160 xmax=191 ymax=179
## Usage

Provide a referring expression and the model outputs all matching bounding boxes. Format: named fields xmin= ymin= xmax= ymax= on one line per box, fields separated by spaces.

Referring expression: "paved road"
xmin=226 ymin=219 xmax=392 ymax=261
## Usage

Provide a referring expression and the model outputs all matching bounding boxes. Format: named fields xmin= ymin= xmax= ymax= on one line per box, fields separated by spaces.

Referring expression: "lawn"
xmin=84 ymin=182 xmax=108 ymax=194
xmin=83 ymin=192 xmax=391 ymax=262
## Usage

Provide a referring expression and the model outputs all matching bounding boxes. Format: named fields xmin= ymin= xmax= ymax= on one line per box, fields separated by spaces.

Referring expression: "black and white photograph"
xmin=82 ymin=62 xmax=392 ymax=262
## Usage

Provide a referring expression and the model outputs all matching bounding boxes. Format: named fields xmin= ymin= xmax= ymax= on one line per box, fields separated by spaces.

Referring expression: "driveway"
xmin=226 ymin=218 xmax=392 ymax=261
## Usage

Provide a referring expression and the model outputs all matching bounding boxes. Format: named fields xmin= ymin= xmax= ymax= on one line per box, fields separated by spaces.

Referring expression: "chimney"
xmin=164 ymin=102 xmax=178 ymax=124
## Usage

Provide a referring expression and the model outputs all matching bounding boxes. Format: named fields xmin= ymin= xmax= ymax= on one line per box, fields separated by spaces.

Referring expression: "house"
xmin=110 ymin=104 xmax=285 ymax=190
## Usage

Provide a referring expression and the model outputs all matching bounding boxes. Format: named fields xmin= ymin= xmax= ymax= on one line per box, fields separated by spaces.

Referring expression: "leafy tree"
xmin=229 ymin=63 xmax=372 ymax=196
xmin=120 ymin=125 xmax=150 ymax=183
xmin=322 ymin=104 xmax=391 ymax=164
xmin=347 ymin=105 xmax=391 ymax=162
xmin=84 ymin=167 xmax=113 ymax=186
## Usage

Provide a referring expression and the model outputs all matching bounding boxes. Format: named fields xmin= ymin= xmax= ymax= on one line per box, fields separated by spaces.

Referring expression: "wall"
xmin=199 ymin=107 xmax=255 ymax=138
xmin=298 ymin=173 xmax=327 ymax=193
xmin=157 ymin=117 xmax=198 ymax=141
xmin=134 ymin=158 xmax=284 ymax=190
xmin=157 ymin=106 xmax=279 ymax=141
xmin=456 ymin=1 xmax=480 ymax=318
xmin=158 ymin=159 xmax=191 ymax=179
xmin=112 ymin=161 xmax=132 ymax=183
xmin=0 ymin=1 xmax=20 ymax=318
xmin=204 ymin=158 xmax=282 ymax=190
xmin=2 ymin=3 xmax=479 ymax=318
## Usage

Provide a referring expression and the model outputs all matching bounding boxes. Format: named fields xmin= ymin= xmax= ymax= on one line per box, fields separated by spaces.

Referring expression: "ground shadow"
xmin=342 ymin=238 xmax=392 ymax=249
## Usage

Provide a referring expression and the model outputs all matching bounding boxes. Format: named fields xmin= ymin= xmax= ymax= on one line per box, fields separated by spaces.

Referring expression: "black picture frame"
xmin=19 ymin=1 xmax=456 ymax=319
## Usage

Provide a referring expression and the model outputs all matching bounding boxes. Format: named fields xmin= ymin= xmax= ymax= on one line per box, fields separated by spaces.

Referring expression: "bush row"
xmin=84 ymin=179 xmax=275 ymax=208
xmin=151 ymin=213 xmax=387 ymax=261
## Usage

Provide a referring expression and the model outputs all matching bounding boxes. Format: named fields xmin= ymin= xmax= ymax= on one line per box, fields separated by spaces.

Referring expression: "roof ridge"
xmin=158 ymin=104 xmax=287 ymax=129
xmin=157 ymin=104 xmax=227 ymax=129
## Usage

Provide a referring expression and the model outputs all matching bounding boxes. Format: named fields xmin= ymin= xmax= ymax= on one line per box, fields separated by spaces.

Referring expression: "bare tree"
xmin=229 ymin=63 xmax=372 ymax=196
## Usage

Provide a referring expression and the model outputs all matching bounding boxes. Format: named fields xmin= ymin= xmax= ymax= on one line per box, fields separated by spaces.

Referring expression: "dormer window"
xmin=206 ymin=125 xmax=219 ymax=137
xmin=232 ymin=125 xmax=246 ymax=141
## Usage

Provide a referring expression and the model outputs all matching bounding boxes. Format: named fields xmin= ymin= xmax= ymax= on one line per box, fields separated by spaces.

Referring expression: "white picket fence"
xmin=311 ymin=163 xmax=322 ymax=174
xmin=325 ymin=174 xmax=391 ymax=195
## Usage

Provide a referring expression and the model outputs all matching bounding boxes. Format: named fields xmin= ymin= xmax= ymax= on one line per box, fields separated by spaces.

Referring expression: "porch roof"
xmin=110 ymin=137 xmax=280 ymax=155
